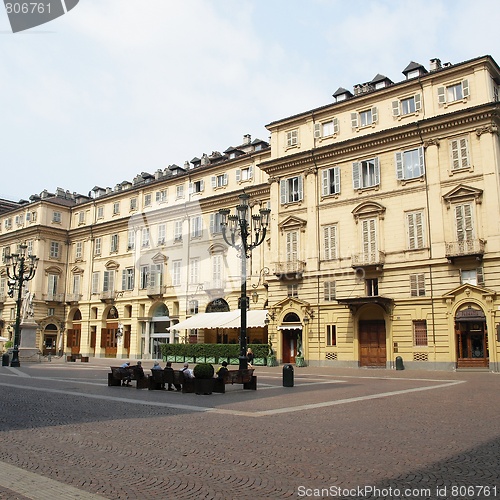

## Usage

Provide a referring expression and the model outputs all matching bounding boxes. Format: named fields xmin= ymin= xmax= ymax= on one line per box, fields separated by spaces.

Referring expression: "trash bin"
xmin=283 ymin=364 xmax=294 ymax=387
xmin=395 ymin=356 xmax=404 ymax=370
xmin=2 ymin=353 xmax=9 ymax=366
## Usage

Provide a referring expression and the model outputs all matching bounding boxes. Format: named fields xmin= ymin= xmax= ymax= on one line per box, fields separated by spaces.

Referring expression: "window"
xmin=211 ymin=173 xmax=228 ymax=189
xmin=52 ymin=211 xmax=61 ymax=223
xmin=47 ymin=274 xmax=58 ymax=296
xmin=450 ymin=137 xmax=470 ymax=170
xmin=212 ymin=254 xmax=223 ymax=284
xmin=326 ymin=325 xmax=337 ymax=346
xmin=174 ymin=220 xmax=183 ymax=242
xmin=189 ymin=258 xmax=199 ymax=284
xmin=156 ymin=190 xmax=167 ymax=203
xmin=460 ymin=268 xmax=484 ymax=286
xmin=351 ymin=107 xmax=378 ymax=129
xmin=110 ymin=234 xmax=119 ymax=253
xmin=365 ymin=278 xmax=378 ymax=296
xmin=287 ymin=284 xmax=298 ymax=297
xmin=437 ymin=80 xmax=469 ymax=105
xmin=130 ymin=198 xmax=137 ymax=211
xmin=324 ymin=281 xmax=336 ymax=301
xmin=395 ymin=147 xmax=425 ymax=180
xmin=314 ymin=118 xmax=339 ymax=139
xmin=127 ymin=230 xmax=135 ymax=250
xmin=410 ymin=274 xmax=426 ymax=297
xmin=144 ymin=193 xmax=152 ymax=207
xmin=353 ymin=158 xmax=380 ymax=190
xmin=103 ymin=270 xmax=115 ymax=292
xmin=78 ymin=211 xmax=85 ymax=224
xmin=50 ymin=241 xmax=60 ymax=259
xmin=236 ymin=166 xmax=253 ymax=182
xmin=172 ymin=260 xmax=182 ymax=287
xmin=112 ymin=202 xmax=120 ymax=215
xmin=407 ymin=211 xmax=425 ymax=250
xmin=286 ymin=129 xmax=299 ymax=147
xmin=97 ymin=206 xmax=104 ymax=219
xmin=26 ymin=240 xmax=33 ymax=255
xmin=26 ymin=211 xmax=36 ymax=222
xmin=15 ymin=214 xmax=24 ymax=226
xmin=210 ymin=213 xmax=223 ymax=234
xmin=75 ymin=241 xmax=83 ymax=260
xmin=323 ymin=225 xmax=338 ymax=260
xmin=92 ymin=272 xmax=99 ymax=293
xmin=139 ymin=265 xmax=149 ymax=289
xmin=4 ymin=218 xmax=12 ymax=229
xmin=149 ymin=264 xmax=163 ymax=288
xmin=362 ymin=218 xmax=377 ymax=261
xmin=2 ymin=246 xmax=10 ymax=263
xmin=122 ymin=267 xmax=134 ymax=290
xmin=189 ymin=300 xmax=199 ymax=315
xmin=413 ymin=320 xmax=428 ymax=346
xmin=176 ymin=184 xmax=185 ymax=199
xmin=191 ymin=216 xmax=202 ymax=238
xmin=455 ymin=203 xmax=474 ymax=242
xmin=392 ymin=94 xmax=421 ymax=117
xmin=321 ymin=167 xmax=341 ymax=196
xmin=72 ymin=274 xmax=81 ymax=295
xmin=190 ymin=180 xmax=204 ymax=194
xmin=157 ymin=224 xmax=166 ymax=245
xmin=94 ymin=237 xmax=102 ymax=256
xmin=141 ymin=228 xmax=150 ymax=248
xmin=286 ymin=231 xmax=298 ymax=262
xmin=280 ymin=176 xmax=303 ymax=204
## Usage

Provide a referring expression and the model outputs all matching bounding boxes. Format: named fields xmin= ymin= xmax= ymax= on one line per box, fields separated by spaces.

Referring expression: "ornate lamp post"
xmin=5 ymin=244 xmax=38 ymax=367
xmin=220 ymin=194 xmax=270 ymax=370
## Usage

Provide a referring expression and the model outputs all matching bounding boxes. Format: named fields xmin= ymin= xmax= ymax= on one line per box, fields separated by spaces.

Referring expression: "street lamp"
xmin=5 ymin=244 xmax=38 ymax=367
xmin=220 ymin=194 xmax=270 ymax=370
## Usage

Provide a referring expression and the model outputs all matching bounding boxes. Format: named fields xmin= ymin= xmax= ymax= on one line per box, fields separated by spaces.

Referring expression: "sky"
xmin=1 ymin=0 xmax=499 ymax=202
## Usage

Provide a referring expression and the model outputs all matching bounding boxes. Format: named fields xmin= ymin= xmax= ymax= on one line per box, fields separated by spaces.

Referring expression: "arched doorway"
xmin=67 ymin=309 xmax=82 ymax=356
xmin=101 ymin=306 xmax=119 ymax=358
xmin=150 ymin=303 xmax=171 ymax=359
xmin=206 ymin=298 xmax=230 ymax=313
xmin=455 ymin=305 xmax=488 ymax=368
xmin=281 ymin=312 xmax=302 ymax=364
xmin=42 ymin=324 xmax=58 ymax=356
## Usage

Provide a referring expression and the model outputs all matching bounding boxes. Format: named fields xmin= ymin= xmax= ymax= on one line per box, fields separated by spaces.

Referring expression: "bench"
xmin=213 ymin=368 xmax=256 ymax=393
xmin=148 ymin=369 xmax=195 ymax=393
xmin=108 ymin=366 xmax=149 ymax=389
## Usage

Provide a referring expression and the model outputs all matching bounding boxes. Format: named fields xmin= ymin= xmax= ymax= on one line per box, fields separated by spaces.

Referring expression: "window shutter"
xmin=410 ymin=275 xmax=417 ymax=297
xmin=351 ymin=112 xmax=358 ymax=130
xmin=297 ymin=175 xmax=303 ymax=201
xmin=371 ymin=107 xmax=378 ymax=123
xmin=374 ymin=157 xmax=380 ymax=185
xmin=210 ymin=213 xmax=215 ymax=234
xmin=395 ymin=152 xmax=404 ymax=180
xmin=280 ymin=179 xmax=287 ymax=204
xmin=352 ymin=162 xmax=361 ymax=190
xmin=333 ymin=166 xmax=341 ymax=194
xmin=314 ymin=123 xmax=321 ymax=139
xmin=323 ymin=226 xmax=331 ymax=259
xmin=122 ymin=270 xmax=126 ymax=291
xmin=463 ymin=203 xmax=473 ymax=240
xmin=211 ymin=176 xmax=216 ymax=188
xmin=248 ymin=165 xmax=253 ymax=179
xmin=333 ymin=117 xmax=339 ymax=135
xmin=321 ymin=170 xmax=329 ymax=197
xmin=415 ymin=93 xmax=422 ymax=111
xmin=188 ymin=182 xmax=193 ymax=194
xmin=450 ymin=139 xmax=460 ymax=169
xmin=100 ymin=329 xmax=107 ymax=348
xmin=200 ymin=180 xmax=204 ymax=191
xmin=437 ymin=86 xmax=446 ymax=105
xmin=416 ymin=212 xmax=424 ymax=249
xmin=235 ymin=169 xmax=241 ymax=182
xmin=477 ymin=267 xmax=485 ymax=286
xmin=455 ymin=205 xmax=464 ymax=241
xmin=462 ymin=79 xmax=469 ymax=98
xmin=459 ymin=138 xmax=469 ymax=168
xmin=418 ymin=146 xmax=425 ymax=176
xmin=392 ymin=101 xmax=400 ymax=117
xmin=407 ymin=213 xmax=416 ymax=249
xmin=223 ymin=173 xmax=228 ymax=186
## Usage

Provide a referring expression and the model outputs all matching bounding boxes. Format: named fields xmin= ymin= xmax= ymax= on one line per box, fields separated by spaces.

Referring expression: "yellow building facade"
xmin=1 ymin=55 xmax=500 ymax=371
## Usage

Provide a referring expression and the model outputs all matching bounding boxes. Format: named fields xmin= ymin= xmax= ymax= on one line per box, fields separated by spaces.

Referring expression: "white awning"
xmin=0 ymin=336 xmax=9 ymax=342
xmin=168 ymin=310 xmax=268 ymax=330
xmin=278 ymin=323 xmax=303 ymax=331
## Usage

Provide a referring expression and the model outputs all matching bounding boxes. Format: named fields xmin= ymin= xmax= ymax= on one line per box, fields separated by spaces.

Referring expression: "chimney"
xmin=429 ymin=58 xmax=442 ymax=71
xmin=243 ymin=134 xmax=251 ymax=145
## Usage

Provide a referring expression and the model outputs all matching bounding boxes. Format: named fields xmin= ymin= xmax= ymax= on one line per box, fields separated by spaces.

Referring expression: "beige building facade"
xmin=1 ymin=55 xmax=500 ymax=371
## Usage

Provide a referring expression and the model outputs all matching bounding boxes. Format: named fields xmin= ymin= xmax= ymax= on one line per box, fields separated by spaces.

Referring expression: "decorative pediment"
xmin=442 ymin=184 xmax=483 ymax=208
xmin=105 ymin=260 xmax=120 ymax=270
xmin=44 ymin=265 xmax=63 ymax=276
xmin=71 ymin=266 xmax=84 ymax=275
xmin=278 ymin=216 xmax=307 ymax=233
xmin=352 ymin=201 xmax=386 ymax=223
xmin=207 ymin=243 xmax=227 ymax=256
xmin=269 ymin=297 xmax=314 ymax=322
xmin=151 ymin=252 xmax=168 ymax=264
xmin=442 ymin=283 xmax=496 ymax=300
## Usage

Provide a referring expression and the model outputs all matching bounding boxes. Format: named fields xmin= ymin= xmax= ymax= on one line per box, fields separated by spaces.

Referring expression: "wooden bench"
xmin=213 ymin=368 xmax=256 ymax=393
xmin=148 ymin=369 xmax=195 ymax=393
xmin=108 ymin=366 xmax=149 ymax=389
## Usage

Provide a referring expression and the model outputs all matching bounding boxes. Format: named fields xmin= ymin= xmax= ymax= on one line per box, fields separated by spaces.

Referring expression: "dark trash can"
xmin=395 ymin=356 xmax=404 ymax=370
xmin=283 ymin=364 xmax=294 ymax=387
xmin=2 ymin=353 xmax=10 ymax=366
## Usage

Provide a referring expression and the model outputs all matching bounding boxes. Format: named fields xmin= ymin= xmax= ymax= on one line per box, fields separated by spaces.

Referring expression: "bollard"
xmin=283 ymin=364 xmax=294 ymax=387
xmin=2 ymin=353 xmax=9 ymax=366
xmin=395 ymin=356 xmax=404 ymax=370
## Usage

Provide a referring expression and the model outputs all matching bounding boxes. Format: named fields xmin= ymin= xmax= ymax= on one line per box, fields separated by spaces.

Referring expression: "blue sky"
xmin=1 ymin=0 xmax=499 ymax=201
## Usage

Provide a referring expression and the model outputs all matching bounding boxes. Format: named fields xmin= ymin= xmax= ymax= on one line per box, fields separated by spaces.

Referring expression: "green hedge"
xmin=160 ymin=343 xmax=268 ymax=362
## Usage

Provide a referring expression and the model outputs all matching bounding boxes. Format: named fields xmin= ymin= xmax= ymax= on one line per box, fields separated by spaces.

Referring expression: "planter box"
xmin=229 ymin=358 xmax=239 ymax=365
xmin=205 ymin=356 xmax=216 ymax=364
xmin=175 ymin=356 xmax=185 ymax=363
xmin=253 ymin=357 xmax=266 ymax=366
xmin=195 ymin=378 xmax=214 ymax=395
xmin=184 ymin=356 xmax=195 ymax=363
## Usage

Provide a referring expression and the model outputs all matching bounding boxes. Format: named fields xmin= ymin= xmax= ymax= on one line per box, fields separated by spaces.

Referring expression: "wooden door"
xmin=456 ymin=322 xmax=488 ymax=368
xmin=67 ymin=327 xmax=81 ymax=355
xmin=359 ymin=320 xmax=386 ymax=367
xmin=282 ymin=329 xmax=298 ymax=364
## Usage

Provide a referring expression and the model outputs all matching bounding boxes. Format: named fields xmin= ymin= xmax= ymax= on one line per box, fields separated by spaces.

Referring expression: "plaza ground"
xmin=0 ymin=358 xmax=499 ymax=499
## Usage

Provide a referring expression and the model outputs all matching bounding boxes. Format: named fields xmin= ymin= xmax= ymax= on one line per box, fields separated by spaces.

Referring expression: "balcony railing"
xmin=445 ymin=239 xmax=485 ymax=261
xmin=99 ymin=290 xmax=116 ymax=303
xmin=43 ymin=293 xmax=65 ymax=303
xmin=203 ymin=280 xmax=225 ymax=292
xmin=274 ymin=260 xmax=306 ymax=280
xmin=147 ymin=284 xmax=166 ymax=298
xmin=351 ymin=251 xmax=385 ymax=269
xmin=65 ymin=293 xmax=82 ymax=304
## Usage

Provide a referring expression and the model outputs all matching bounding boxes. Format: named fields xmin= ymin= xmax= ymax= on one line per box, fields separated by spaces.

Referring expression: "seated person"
xmin=164 ymin=361 xmax=181 ymax=391
xmin=181 ymin=362 xmax=194 ymax=378
xmin=130 ymin=360 xmax=144 ymax=379
xmin=216 ymin=361 xmax=229 ymax=379
xmin=152 ymin=361 xmax=165 ymax=389
xmin=120 ymin=361 xmax=132 ymax=386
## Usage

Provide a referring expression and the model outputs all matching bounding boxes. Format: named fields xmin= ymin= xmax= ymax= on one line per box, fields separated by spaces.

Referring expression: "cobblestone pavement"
xmin=0 ymin=359 xmax=499 ymax=499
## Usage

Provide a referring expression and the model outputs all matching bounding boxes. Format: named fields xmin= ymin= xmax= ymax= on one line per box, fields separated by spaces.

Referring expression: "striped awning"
xmin=168 ymin=310 xmax=268 ymax=330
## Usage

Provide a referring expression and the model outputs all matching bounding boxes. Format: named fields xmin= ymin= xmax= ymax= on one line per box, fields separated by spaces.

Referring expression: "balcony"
xmin=43 ymin=293 xmax=65 ymax=304
xmin=0 ymin=293 xmax=6 ymax=303
xmin=203 ymin=280 xmax=225 ymax=298
xmin=445 ymin=239 xmax=485 ymax=263
xmin=274 ymin=260 xmax=306 ymax=280
xmin=147 ymin=284 xmax=166 ymax=299
xmin=65 ymin=293 xmax=82 ymax=305
xmin=99 ymin=290 xmax=116 ymax=303
xmin=351 ymin=251 xmax=385 ymax=270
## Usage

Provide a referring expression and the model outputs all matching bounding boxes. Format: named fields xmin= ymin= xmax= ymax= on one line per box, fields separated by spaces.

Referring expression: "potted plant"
xmin=193 ymin=363 xmax=215 ymax=395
